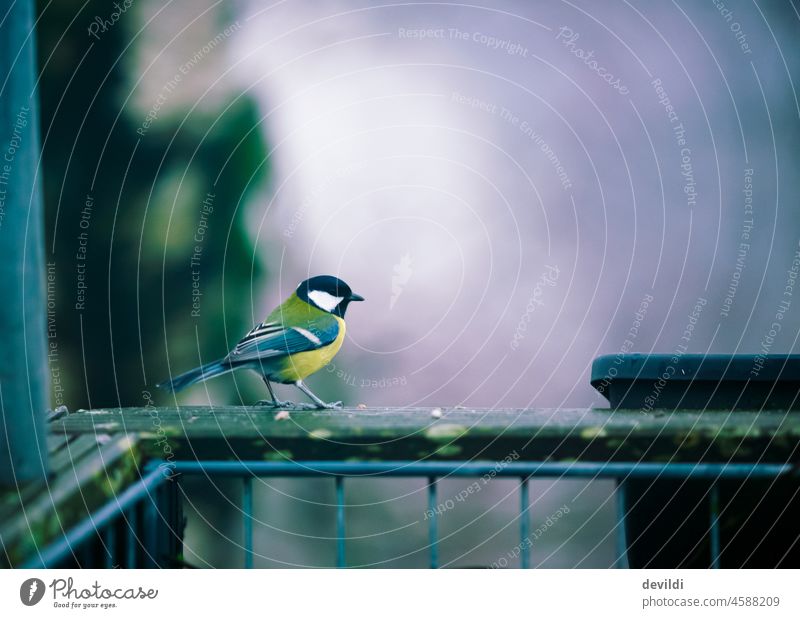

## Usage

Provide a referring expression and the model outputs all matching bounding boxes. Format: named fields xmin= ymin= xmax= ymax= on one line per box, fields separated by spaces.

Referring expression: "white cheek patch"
xmin=308 ymin=290 xmax=343 ymax=312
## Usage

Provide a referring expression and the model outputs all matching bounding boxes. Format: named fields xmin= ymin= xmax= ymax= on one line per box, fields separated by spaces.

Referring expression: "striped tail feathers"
xmin=156 ymin=359 xmax=231 ymax=393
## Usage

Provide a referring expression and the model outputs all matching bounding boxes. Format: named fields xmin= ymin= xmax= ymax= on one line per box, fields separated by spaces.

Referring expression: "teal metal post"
xmin=0 ymin=0 xmax=50 ymax=484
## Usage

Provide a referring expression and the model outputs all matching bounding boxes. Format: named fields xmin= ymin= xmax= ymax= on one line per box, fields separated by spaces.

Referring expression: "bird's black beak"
xmin=349 ymin=293 xmax=365 ymax=302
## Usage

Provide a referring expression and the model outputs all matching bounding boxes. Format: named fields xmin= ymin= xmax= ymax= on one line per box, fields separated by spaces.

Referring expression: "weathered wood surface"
xmin=0 ymin=432 xmax=141 ymax=567
xmin=50 ymin=406 xmax=800 ymax=464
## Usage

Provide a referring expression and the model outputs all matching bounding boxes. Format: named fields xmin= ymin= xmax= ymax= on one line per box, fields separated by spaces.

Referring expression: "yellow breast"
xmin=271 ymin=316 xmax=346 ymax=383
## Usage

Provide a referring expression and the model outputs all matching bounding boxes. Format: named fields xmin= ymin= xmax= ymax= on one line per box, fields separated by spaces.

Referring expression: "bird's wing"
xmin=225 ymin=318 xmax=340 ymax=365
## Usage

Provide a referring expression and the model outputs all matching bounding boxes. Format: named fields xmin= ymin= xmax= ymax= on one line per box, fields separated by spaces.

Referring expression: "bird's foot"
xmin=318 ymin=400 xmax=343 ymax=410
xmin=256 ymin=399 xmax=288 ymax=408
xmin=256 ymin=399 xmax=317 ymax=410
xmin=292 ymin=402 xmax=322 ymax=410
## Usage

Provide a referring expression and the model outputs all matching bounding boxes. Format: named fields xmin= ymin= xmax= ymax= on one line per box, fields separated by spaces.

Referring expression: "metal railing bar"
xmin=520 ymin=477 xmax=530 ymax=569
xmin=615 ymin=480 xmax=629 ymax=569
xmin=126 ymin=506 xmax=138 ymax=569
xmin=143 ymin=485 xmax=160 ymax=568
xmin=169 ymin=461 xmax=795 ymax=479
xmin=335 ymin=476 xmax=345 ymax=568
xmin=26 ymin=459 xmax=788 ymax=570
xmin=427 ymin=477 xmax=438 ymax=569
xmin=22 ymin=466 xmax=165 ymax=568
xmin=709 ymin=483 xmax=721 ymax=569
xmin=243 ymin=477 xmax=253 ymax=569
xmin=103 ymin=525 xmax=115 ymax=568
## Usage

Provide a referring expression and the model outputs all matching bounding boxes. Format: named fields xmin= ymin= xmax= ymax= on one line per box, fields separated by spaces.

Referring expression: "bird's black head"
xmin=296 ymin=275 xmax=365 ymax=317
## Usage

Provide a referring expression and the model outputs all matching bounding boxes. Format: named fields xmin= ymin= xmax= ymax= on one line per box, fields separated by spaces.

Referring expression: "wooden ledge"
xmin=49 ymin=406 xmax=800 ymax=464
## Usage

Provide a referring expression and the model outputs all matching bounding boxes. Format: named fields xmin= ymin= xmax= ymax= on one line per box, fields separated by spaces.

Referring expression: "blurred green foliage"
xmin=36 ymin=0 xmax=269 ymax=408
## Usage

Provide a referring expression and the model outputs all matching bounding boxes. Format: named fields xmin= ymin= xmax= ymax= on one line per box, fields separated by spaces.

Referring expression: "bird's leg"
xmin=256 ymin=378 xmax=293 ymax=408
xmin=294 ymin=380 xmax=342 ymax=410
xmin=256 ymin=378 xmax=317 ymax=409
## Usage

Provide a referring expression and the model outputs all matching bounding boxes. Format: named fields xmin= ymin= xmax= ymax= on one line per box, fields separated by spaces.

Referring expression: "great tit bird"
xmin=158 ymin=275 xmax=364 ymax=409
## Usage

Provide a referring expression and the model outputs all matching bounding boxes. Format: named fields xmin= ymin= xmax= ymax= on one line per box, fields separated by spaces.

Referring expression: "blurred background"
xmin=37 ymin=0 xmax=800 ymax=566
